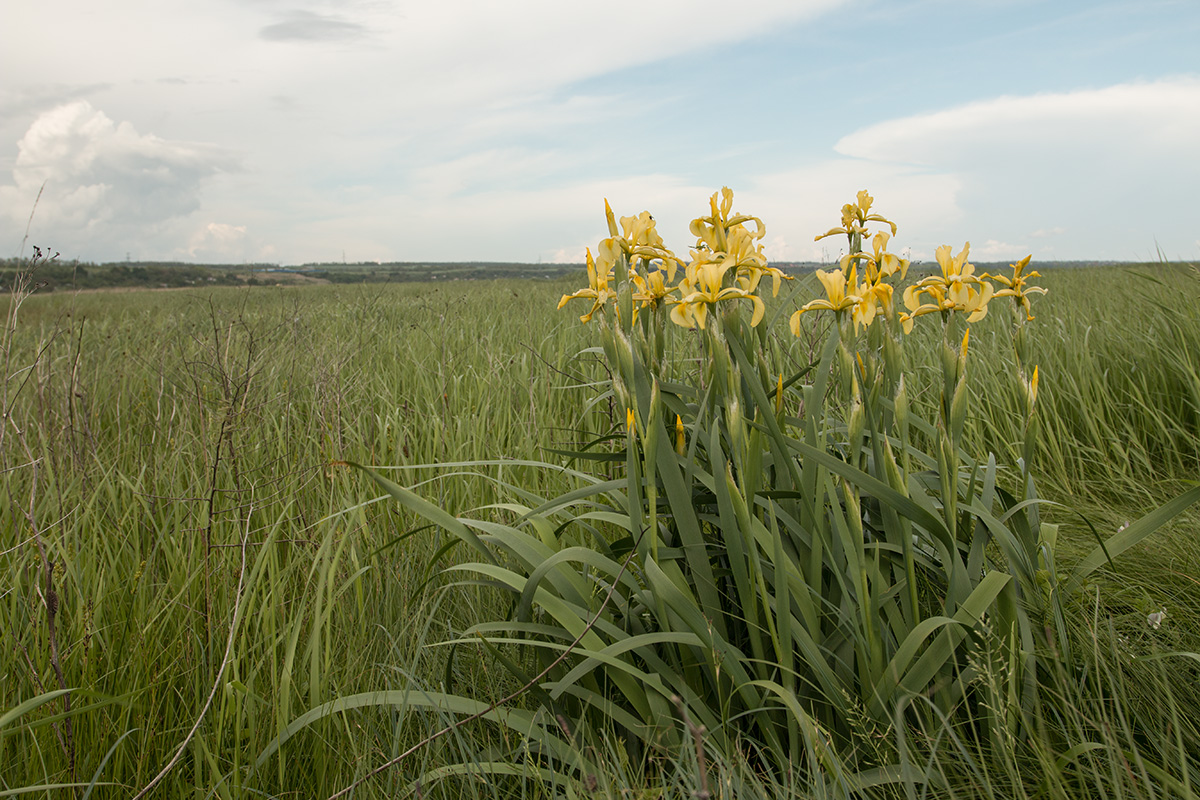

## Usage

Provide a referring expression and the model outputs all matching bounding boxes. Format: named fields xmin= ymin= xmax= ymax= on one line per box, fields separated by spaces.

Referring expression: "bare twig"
xmin=18 ymin=181 xmax=45 ymax=261
xmin=22 ymin=461 xmax=76 ymax=780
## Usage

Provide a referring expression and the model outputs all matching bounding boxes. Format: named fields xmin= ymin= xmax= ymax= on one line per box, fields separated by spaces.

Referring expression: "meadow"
xmin=1 ymin=250 xmax=1198 ymax=797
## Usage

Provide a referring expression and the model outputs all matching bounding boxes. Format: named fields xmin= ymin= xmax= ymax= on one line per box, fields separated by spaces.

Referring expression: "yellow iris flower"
xmin=847 ymin=231 xmax=909 ymax=284
xmin=899 ymin=242 xmax=994 ymax=333
xmin=985 ymin=255 xmax=1047 ymax=320
xmin=669 ymin=250 xmax=765 ymax=330
xmin=716 ymin=225 xmax=790 ymax=297
xmin=815 ymin=190 xmax=898 ymax=242
xmin=690 ymin=187 xmax=766 ymax=255
xmin=630 ymin=267 xmax=675 ymax=311
xmin=557 ymin=247 xmax=616 ymax=323
xmin=600 ymin=200 xmax=680 ymax=275
xmin=619 ymin=210 xmax=664 ymax=249
xmin=790 ymin=259 xmax=898 ymax=334
xmin=659 ymin=187 xmax=780 ymax=329
xmin=789 ymin=266 xmax=863 ymax=336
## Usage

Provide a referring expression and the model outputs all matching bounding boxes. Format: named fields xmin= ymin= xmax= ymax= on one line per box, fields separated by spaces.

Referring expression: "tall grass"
xmin=0 ymin=253 xmax=1196 ymax=797
xmin=343 ymin=176 xmax=1200 ymax=800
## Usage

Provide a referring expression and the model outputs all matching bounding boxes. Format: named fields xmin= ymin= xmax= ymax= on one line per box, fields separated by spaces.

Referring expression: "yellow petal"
xmin=902 ymin=284 xmax=922 ymax=312
xmin=935 ymin=244 xmax=953 ymax=276
xmin=748 ymin=295 xmax=766 ymax=327
xmin=669 ymin=302 xmax=693 ymax=329
xmin=965 ymin=306 xmax=989 ymax=323
xmin=948 ymin=281 xmax=971 ymax=308
xmin=815 ymin=269 xmax=845 ymax=303
xmin=954 ymin=242 xmax=971 ymax=274
xmin=798 ymin=299 xmax=835 ymax=313
xmin=720 ymin=186 xmax=734 ymax=218
xmin=789 ymin=309 xmax=805 ymax=337
xmin=852 ymin=296 xmax=877 ymax=332
xmin=604 ymin=199 xmax=619 ymax=237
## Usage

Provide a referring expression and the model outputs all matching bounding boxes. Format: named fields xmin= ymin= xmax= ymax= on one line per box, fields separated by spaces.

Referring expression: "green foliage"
xmin=0 ymin=244 xmax=1197 ymax=798
xmin=350 ymin=193 xmax=1200 ymax=797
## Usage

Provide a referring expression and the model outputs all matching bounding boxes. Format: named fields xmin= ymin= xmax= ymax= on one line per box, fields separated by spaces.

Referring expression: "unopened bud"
xmin=726 ymin=398 xmax=745 ymax=459
xmin=893 ymin=374 xmax=909 ymax=434
xmin=645 ymin=379 xmax=662 ymax=460
xmin=847 ymin=393 xmax=865 ymax=446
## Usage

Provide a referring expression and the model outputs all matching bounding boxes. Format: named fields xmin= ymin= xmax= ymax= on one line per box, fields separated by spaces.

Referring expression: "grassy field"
xmin=1 ymin=263 xmax=1198 ymax=798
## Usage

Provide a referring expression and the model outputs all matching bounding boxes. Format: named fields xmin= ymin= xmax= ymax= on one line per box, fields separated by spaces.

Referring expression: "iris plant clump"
xmin=354 ymin=189 xmax=1200 ymax=795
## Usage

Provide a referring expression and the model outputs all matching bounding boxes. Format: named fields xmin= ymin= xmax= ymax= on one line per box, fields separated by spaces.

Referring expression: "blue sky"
xmin=2 ymin=0 xmax=1198 ymax=265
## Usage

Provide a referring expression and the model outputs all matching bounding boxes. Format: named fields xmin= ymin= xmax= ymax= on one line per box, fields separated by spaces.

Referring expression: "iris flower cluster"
xmin=559 ymin=188 xmax=788 ymax=330
xmin=791 ymin=191 xmax=910 ymax=335
xmin=793 ymin=191 xmax=1046 ymax=341
xmin=559 ymin=188 xmax=1046 ymax=345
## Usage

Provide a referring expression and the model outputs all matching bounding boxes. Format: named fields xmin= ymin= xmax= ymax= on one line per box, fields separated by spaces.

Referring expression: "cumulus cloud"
xmin=0 ymin=83 xmax=110 ymax=119
xmin=0 ymin=101 xmax=238 ymax=256
xmin=188 ymin=222 xmax=248 ymax=259
xmin=548 ymin=247 xmax=586 ymax=264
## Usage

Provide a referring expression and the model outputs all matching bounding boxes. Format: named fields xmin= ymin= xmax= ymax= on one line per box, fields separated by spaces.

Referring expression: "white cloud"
xmin=1 ymin=0 xmax=853 ymax=261
xmin=548 ymin=247 xmax=586 ymax=264
xmin=5 ymin=3 xmax=1195 ymax=264
xmin=762 ymin=235 xmax=791 ymax=262
xmin=259 ymin=10 xmax=368 ymax=42
xmin=970 ymin=239 xmax=1028 ymax=260
xmin=830 ymin=77 xmax=1200 ymax=261
xmin=1029 ymin=227 xmax=1067 ymax=238
xmin=188 ymin=222 xmax=248 ymax=259
xmin=835 ymin=77 xmax=1200 ymax=166
xmin=738 ymin=160 xmax=964 ymax=262
xmin=0 ymin=101 xmax=237 ymax=256
xmin=246 ymin=162 xmax=963 ymax=266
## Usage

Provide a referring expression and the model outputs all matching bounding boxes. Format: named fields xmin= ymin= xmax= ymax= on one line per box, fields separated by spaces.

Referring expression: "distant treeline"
xmin=0 ymin=256 xmax=1163 ymax=294
xmin=0 ymin=258 xmax=587 ymax=292
xmin=301 ymin=261 xmax=581 ymax=283
xmin=0 ymin=259 xmax=250 ymax=292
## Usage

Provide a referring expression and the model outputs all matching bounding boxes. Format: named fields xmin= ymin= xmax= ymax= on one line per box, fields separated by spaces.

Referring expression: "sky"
xmin=2 ymin=0 xmax=1198 ymax=266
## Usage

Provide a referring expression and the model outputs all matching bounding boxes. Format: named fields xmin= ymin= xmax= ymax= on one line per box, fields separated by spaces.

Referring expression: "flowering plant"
xmin=356 ymin=189 xmax=1200 ymax=791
